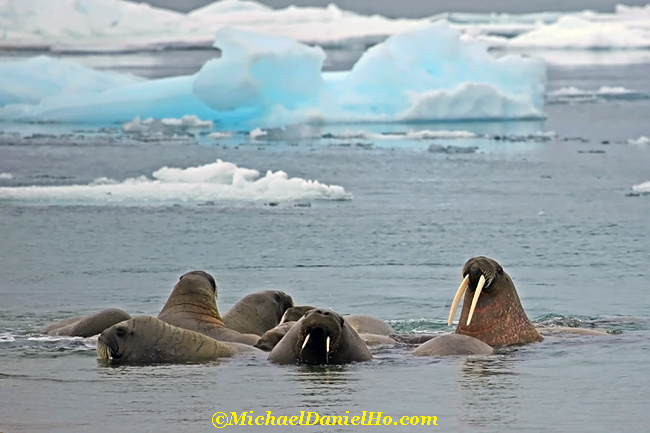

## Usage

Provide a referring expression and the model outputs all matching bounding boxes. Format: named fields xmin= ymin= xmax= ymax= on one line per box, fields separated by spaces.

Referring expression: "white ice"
xmin=3 ymin=0 xmax=650 ymax=57
xmin=0 ymin=23 xmax=546 ymax=129
xmin=0 ymin=159 xmax=353 ymax=204
xmin=632 ymin=181 xmax=650 ymax=192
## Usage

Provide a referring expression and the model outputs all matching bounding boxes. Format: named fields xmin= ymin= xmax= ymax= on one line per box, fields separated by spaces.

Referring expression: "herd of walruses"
xmin=42 ymin=256 xmax=607 ymax=365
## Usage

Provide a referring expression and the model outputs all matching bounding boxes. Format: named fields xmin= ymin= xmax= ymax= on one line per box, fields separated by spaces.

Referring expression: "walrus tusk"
xmin=448 ymin=275 xmax=470 ymax=326
xmin=326 ymin=336 xmax=330 ymax=353
xmin=301 ymin=333 xmax=310 ymax=350
xmin=467 ymin=274 xmax=486 ymax=326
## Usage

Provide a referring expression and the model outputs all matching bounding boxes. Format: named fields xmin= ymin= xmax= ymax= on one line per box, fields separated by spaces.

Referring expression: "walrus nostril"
xmin=315 ymin=310 xmax=323 ymax=315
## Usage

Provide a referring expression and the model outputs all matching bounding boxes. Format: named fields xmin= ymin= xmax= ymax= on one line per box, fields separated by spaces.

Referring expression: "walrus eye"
xmin=115 ymin=327 xmax=127 ymax=338
xmin=497 ymin=266 xmax=503 ymax=275
xmin=274 ymin=293 xmax=281 ymax=302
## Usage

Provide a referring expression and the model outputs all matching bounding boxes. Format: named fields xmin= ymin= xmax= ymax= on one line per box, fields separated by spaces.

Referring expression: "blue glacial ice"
xmin=0 ymin=22 xmax=546 ymax=129
xmin=0 ymin=56 xmax=142 ymax=106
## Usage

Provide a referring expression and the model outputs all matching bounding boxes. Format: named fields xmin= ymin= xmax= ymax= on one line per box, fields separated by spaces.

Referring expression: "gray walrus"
xmin=254 ymin=321 xmax=295 ymax=351
xmin=284 ymin=310 xmax=397 ymax=336
xmin=97 ymin=316 xmax=255 ymax=364
xmin=157 ymin=270 xmax=260 ymax=345
xmin=268 ymin=309 xmax=372 ymax=365
xmin=258 ymin=321 xmax=398 ymax=351
xmin=413 ymin=333 xmax=493 ymax=356
xmin=222 ymin=290 xmax=294 ymax=336
xmin=41 ymin=308 xmax=131 ymax=337
xmin=279 ymin=306 xmax=316 ymax=324
xmin=344 ymin=314 xmax=396 ymax=336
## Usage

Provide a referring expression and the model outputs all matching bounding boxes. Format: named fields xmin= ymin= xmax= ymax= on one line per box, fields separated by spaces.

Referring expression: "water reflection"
xmin=459 ymin=355 xmax=522 ymax=429
xmin=288 ymin=365 xmax=359 ymax=410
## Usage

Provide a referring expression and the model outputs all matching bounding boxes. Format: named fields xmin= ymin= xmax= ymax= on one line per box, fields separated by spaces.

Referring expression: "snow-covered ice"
xmin=0 ymin=159 xmax=353 ymax=204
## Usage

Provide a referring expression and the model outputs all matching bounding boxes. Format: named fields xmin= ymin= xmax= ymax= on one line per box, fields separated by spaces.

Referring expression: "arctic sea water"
xmin=1 ymin=1 xmax=650 ymax=432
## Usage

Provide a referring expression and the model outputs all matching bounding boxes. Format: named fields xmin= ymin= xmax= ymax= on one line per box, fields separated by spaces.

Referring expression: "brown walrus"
xmin=97 ymin=316 xmax=255 ymax=364
xmin=448 ymin=256 xmax=543 ymax=347
xmin=41 ymin=308 xmax=132 ymax=337
xmin=222 ymin=290 xmax=294 ymax=336
xmin=268 ymin=308 xmax=372 ymax=365
xmin=157 ymin=270 xmax=259 ymax=345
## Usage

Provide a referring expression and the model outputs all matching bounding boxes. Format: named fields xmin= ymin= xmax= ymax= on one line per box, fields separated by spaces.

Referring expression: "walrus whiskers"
xmin=466 ymin=274 xmax=486 ymax=326
xmin=448 ymin=275 xmax=470 ymax=326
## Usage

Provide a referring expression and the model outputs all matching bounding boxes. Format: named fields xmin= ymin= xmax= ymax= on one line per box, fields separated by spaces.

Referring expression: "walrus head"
xmin=447 ymin=256 xmax=542 ymax=347
xmin=158 ymin=270 xmax=223 ymax=323
xmin=279 ymin=305 xmax=316 ymax=324
xmin=97 ymin=317 xmax=151 ymax=363
xmin=295 ymin=309 xmax=344 ymax=365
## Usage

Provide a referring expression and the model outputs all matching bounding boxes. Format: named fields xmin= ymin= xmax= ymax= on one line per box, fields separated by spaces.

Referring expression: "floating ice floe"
xmin=498 ymin=15 xmax=650 ymax=50
xmin=0 ymin=23 xmax=546 ymax=129
xmin=627 ymin=136 xmax=650 ymax=146
xmin=0 ymin=172 xmax=13 ymax=180
xmin=4 ymin=0 xmax=650 ymax=56
xmin=323 ymin=130 xmax=477 ymax=140
xmin=0 ymin=159 xmax=352 ymax=204
xmin=631 ymin=181 xmax=650 ymax=193
xmin=546 ymin=86 xmax=650 ymax=104
xmin=122 ymin=115 xmax=213 ymax=134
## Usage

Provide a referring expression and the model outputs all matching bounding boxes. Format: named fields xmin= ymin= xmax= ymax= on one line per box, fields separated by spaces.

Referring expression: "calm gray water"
xmin=1 ymin=52 xmax=650 ymax=432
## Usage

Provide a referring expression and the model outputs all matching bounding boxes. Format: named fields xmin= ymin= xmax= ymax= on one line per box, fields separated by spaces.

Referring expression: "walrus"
xmin=97 ymin=316 xmax=255 ymax=364
xmin=413 ymin=334 xmax=493 ymax=356
xmin=222 ymin=290 xmax=294 ymax=336
xmin=448 ymin=256 xmax=543 ymax=347
xmin=268 ymin=309 xmax=373 ymax=365
xmin=344 ymin=314 xmax=396 ymax=336
xmin=157 ymin=270 xmax=260 ymax=345
xmin=279 ymin=306 xmax=316 ymax=324
xmin=254 ymin=321 xmax=295 ymax=351
xmin=41 ymin=308 xmax=131 ymax=337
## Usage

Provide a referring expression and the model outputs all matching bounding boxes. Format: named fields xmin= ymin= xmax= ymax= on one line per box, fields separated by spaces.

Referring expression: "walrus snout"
xmin=450 ymin=256 xmax=503 ymax=327
xmin=297 ymin=309 xmax=344 ymax=364
xmin=97 ymin=332 xmax=117 ymax=360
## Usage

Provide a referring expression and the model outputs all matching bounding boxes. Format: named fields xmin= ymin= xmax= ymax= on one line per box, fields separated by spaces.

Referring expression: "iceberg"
xmin=0 ymin=159 xmax=352 ymax=204
xmin=0 ymin=56 xmax=141 ymax=106
xmin=0 ymin=23 xmax=546 ymax=129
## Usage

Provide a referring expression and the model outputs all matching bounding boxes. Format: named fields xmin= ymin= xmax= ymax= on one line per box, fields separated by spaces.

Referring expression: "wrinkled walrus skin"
xmin=157 ymin=270 xmax=260 ymax=345
xmin=97 ymin=316 xmax=257 ymax=364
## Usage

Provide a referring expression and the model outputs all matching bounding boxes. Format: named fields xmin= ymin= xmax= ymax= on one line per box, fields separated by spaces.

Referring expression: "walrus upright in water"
xmin=415 ymin=256 xmax=541 ymax=356
xmin=97 ymin=316 xmax=255 ymax=364
xmin=222 ymin=290 xmax=294 ymax=336
xmin=268 ymin=308 xmax=372 ymax=365
xmin=157 ymin=271 xmax=259 ymax=345
xmin=449 ymin=256 xmax=542 ymax=346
